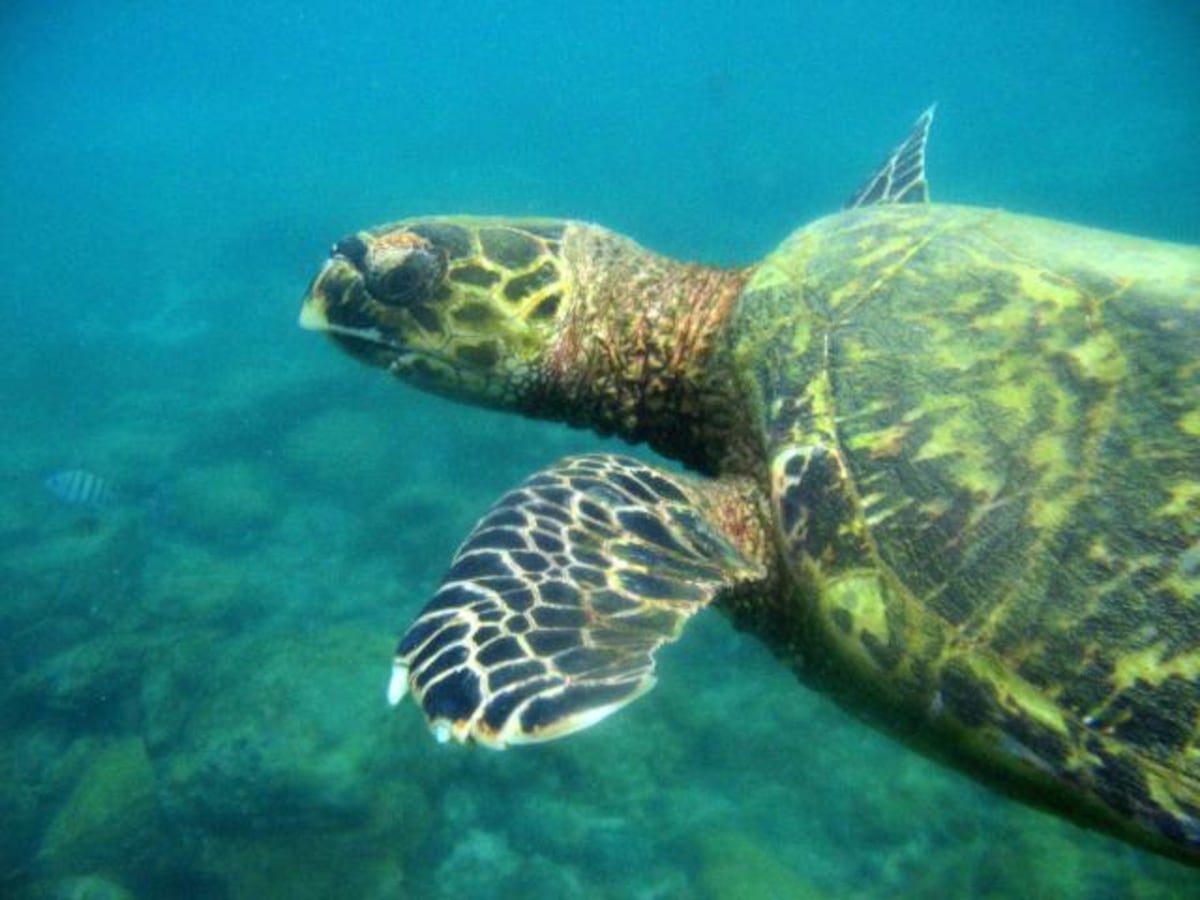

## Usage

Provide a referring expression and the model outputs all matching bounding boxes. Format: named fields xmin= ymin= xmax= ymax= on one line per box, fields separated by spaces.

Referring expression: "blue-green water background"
xmin=2 ymin=2 xmax=1198 ymax=897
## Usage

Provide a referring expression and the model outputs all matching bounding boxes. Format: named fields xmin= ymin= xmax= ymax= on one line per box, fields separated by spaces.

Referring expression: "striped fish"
xmin=43 ymin=468 xmax=117 ymax=509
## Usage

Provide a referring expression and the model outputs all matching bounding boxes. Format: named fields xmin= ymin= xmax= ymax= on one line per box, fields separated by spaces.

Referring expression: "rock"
xmin=188 ymin=815 xmax=413 ymax=900
xmin=433 ymin=829 xmax=520 ymax=899
xmin=0 ymin=728 xmax=98 ymax=885
xmin=139 ymin=543 xmax=267 ymax=626
xmin=695 ymin=830 xmax=823 ymax=900
xmin=507 ymin=854 xmax=593 ymax=898
xmin=0 ymin=488 xmax=33 ymax=546
xmin=281 ymin=409 xmax=392 ymax=497
xmin=137 ymin=624 xmax=434 ymax=897
xmin=8 ymin=633 xmax=146 ymax=724
xmin=0 ymin=516 xmax=144 ymax=632
xmin=37 ymin=737 xmax=162 ymax=878
xmin=21 ymin=873 xmax=138 ymax=900
xmin=509 ymin=792 xmax=653 ymax=879
xmin=142 ymin=623 xmax=431 ymax=832
xmin=137 ymin=629 xmax=227 ymax=757
xmin=168 ymin=460 xmax=278 ymax=548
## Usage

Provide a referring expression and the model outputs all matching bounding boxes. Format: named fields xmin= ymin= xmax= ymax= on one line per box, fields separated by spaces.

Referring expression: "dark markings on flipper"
xmin=388 ymin=453 xmax=764 ymax=748
xmin=845 ymin=105 xmax=935 ymax=209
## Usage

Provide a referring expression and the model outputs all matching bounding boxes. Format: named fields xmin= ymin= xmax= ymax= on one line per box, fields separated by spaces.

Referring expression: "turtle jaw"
xmin=299 ymin=257 xmax=414 ymax=371
xmin=299 ymin=257 xmax=386 ymax=343
xmin=296 ymin=258 xmax=336 ymax=332
xmin=300 ymin=255 xmax=539 ymax=408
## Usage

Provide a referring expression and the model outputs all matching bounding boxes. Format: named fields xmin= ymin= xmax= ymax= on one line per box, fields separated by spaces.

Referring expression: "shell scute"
xmin=735 ymin=203 xmax=1200 ymax=859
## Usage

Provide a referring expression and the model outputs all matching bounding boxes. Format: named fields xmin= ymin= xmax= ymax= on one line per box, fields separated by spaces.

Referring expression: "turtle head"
xmin=300 ymin=218 xmax=571 ymax=408
xmin=302 ymin=214 xmax=751 ymax=470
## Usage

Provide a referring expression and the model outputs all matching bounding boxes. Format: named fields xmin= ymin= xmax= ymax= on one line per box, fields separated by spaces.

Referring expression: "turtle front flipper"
xmin=389 ymin=454 xmax=767 ymax=748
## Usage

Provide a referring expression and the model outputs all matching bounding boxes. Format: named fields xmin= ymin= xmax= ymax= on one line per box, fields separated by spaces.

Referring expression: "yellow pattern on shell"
xmin=728 ymin=201 xmax=1200 ymax=862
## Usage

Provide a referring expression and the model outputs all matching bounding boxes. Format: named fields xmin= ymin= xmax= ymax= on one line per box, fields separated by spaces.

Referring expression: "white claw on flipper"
xmin=386 ymin=662 xmax=409 ymax=706
xmin=432 ymin=720 xmax=452 ymax=744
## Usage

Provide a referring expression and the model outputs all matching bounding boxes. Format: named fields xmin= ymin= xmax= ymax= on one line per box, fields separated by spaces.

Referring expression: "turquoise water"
xmin=2 ymin=2 xmax=1198 ymax=897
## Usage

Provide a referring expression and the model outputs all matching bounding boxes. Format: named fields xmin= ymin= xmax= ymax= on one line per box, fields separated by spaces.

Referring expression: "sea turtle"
xmin=299 ymin=109 xmax=1200 ymax=863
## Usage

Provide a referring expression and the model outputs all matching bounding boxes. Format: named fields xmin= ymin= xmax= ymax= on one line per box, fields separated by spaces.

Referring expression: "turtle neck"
xmin=534 ymin=222 xmax=756 ymax=475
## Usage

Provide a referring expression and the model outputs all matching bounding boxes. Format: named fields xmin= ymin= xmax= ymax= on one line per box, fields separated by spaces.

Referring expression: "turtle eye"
xmin=367 ymin=246 xmax=448 ymax=308
xmin=332 ymin=235 xmax=368 ymax=269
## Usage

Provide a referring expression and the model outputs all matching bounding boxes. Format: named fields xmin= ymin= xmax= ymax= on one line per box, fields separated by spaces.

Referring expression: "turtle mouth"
xmin=299 ymin=302 xmax=401 ymax=351
xmin=300 ymin=260 xmax=464 ymax=377
xmin=300 ymin=258 xmax=375 ymax=334
xmin=300 ymin=257 xmax=407 ymax=352
xmin=300 ymin=256 xmax=403 ymax=340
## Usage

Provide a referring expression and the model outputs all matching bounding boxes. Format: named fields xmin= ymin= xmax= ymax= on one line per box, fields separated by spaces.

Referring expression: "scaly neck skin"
xmin=535 ymin=224 xmax=758 ymax=476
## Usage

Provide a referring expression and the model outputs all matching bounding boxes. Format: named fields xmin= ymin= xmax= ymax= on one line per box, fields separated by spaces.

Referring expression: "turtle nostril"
xmin=332 ymin=235 xmax=369 ymax=269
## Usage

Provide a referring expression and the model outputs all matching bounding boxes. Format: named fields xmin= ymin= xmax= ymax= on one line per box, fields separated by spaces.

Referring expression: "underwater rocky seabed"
xmin=2 ymin=300 xmax=1195 ymax=900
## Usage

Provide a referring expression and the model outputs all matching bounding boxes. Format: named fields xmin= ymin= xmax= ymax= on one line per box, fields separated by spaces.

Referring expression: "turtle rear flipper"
xmin=390 ymin=454 xmax=766 ymax=748
xmin=845 ymin=104 xmax=935 ymax=208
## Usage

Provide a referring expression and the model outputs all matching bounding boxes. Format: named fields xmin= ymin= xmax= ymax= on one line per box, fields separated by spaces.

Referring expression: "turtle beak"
xmin=298 ymin=295 xmax=329 ymax=331
xmin=298 ymin=260 xmax=336 ymax=331
xmin=298 ymin=256 xmax=407 ymax=367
